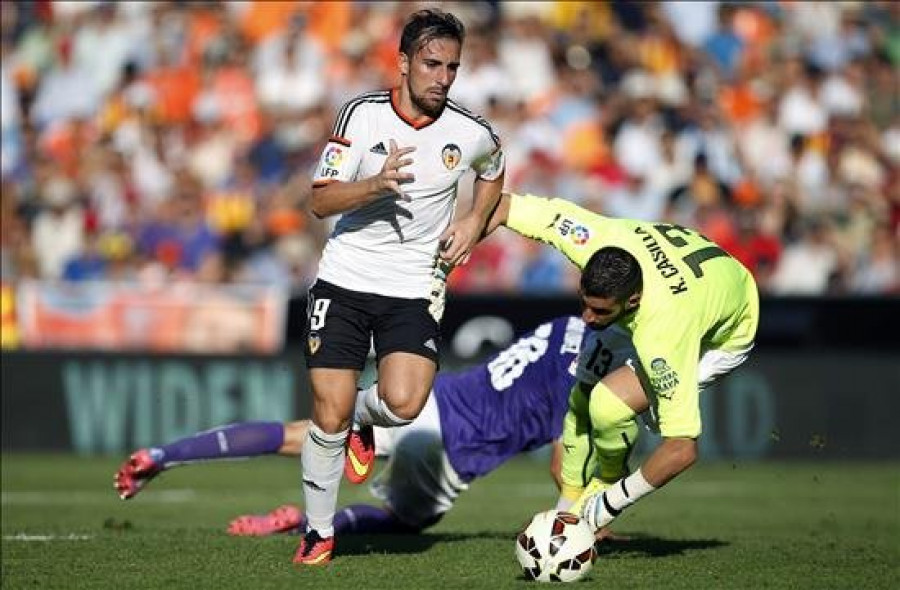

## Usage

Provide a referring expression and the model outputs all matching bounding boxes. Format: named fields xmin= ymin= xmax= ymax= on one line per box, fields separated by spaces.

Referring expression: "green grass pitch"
xmin=2 ymin=454 xmax=897 ymax=589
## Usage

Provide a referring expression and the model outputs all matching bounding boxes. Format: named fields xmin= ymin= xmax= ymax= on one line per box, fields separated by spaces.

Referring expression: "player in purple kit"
xmin=115 ymin=316 xmax=636 ymax=538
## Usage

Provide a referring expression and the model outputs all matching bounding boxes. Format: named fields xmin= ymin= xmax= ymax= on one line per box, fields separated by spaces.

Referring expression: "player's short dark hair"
xmin=581 ymin=246 xmax=643 ymax=301
xmin=399 ymin=9 xmax=465 ymax=57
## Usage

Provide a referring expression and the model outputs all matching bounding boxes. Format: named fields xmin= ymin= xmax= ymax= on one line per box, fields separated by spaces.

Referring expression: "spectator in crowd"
xmin=30 ymin=174 xmax=84 ymax=279
xmin=769 ymin=217 xmax=841 ymax=295
xmin=603 ymin=172 xmax=666 ymax=222
xmin=30 ymin=37 xmax=103 ymax=129
xmin=1 ymin=39 xmax=23 ymax=179
xmin=0 ymin=1 xmax=896 ymax=297
xmin=850 ymin=223 xmax=899 ymax=294
xmin=703 ymin=4 xmax=745 ymax=80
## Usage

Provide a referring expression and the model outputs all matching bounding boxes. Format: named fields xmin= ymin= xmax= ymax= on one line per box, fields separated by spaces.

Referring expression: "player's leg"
xmin=375 ymin=353 xmax=437 ymax=421
xmin=556 ymin=383 xmax=599 ymax=512
xmin=231 ymin=397 xmax=455 ymax=537
xmin=229 ymin=503 xmax=427 ymax=538
xmin=561 ymin=367 xmax=644 ymax=517
xmin=344 ymin=382 xmax=385 ymax=484
xmin=577 ymin=367 xmax=650 ymax=529
xmin=372 ymin=294 xmax=441 ymax=421
xmin=344 ymin=355 xmax=436 ymax=485
xmin=114 ymin=421 xmax=289 ymax=500
xmin=224 ymin=421 xmax=311 ymax=536
xmin=345 ymin=296 xmax=440 ymax=484
xmin=279 ymin=420 xmax=310 ymax=456
xmin=590 ymin=366 xmax=644 ymax=483
xmin=319 ymin=396 xmax=448 ymax=534
xmin=223 ymin=413 xmax=350 ymax=541
xmin=368 ymin=400 xmax=467 ymax=533
xmin=345 ymin=377 xmax=412 ymax=485
xmin=296 ymin=281 xmax=372 ymax=565
xmin=295 ymin=367 xmax=357 ymax=565
xmin=227 ymin=504 xmax=305 ymax=536
xmin=229 ymin=419 xmax=405 ymax=538
xmin=346 ymin=354 xmax=435 ymax=484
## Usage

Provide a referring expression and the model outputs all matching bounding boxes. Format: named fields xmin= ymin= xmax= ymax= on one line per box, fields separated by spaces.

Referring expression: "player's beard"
xmin=587 ymin=305 xmax=638 ymax=331
xmin=410 ymin=85 xmax=447 ymax=119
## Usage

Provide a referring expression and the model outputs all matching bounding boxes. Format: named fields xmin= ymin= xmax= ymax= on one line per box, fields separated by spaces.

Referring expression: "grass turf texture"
xmin=2 ymin=454 xmax=897 ymax=589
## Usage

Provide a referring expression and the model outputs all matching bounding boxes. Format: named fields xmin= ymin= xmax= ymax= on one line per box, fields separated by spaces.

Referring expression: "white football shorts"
xmin=370 ymin=393 xmax=469 ymax=528
xmin=698 ymin=343 xmax=755 ymax=389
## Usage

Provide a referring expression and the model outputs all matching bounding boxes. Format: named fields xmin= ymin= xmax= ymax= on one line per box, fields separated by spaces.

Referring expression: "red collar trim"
xmin=390 ymin=88 xmax=437 ymax=130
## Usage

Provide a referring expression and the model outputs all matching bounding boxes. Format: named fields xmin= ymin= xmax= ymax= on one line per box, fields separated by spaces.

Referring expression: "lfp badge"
xmin=324 ymin=146 xmax=344 ymax=168
xmin=570 ymin=225 xmax=590 ymax=245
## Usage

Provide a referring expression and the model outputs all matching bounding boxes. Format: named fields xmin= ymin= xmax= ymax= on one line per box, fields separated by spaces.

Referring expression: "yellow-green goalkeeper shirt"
xmin=507 ymin=194 xmax=760 ymax=438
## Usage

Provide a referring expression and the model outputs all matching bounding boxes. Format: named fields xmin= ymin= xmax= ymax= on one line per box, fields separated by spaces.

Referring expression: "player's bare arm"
xmin=439 ymin=171 xmax=504 ymax=265
xmin=639 ymin=436 xmax=698 ymax=487
xmin=549 ymin=439 xmax=564 ymax=491
xmin=480 ymin=191 xmax=512 ymax=238
xmin=310 ymin=139 xmax=416 ymax=219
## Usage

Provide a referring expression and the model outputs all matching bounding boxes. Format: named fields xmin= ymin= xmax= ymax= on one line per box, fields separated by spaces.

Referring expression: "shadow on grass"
xmin=336 ymin=530 xmax=514 ymax=557
xmin=319 ymin=531 xmax=726 ymax=559
xmin=596 ymin=534 xmax=728 ymax=558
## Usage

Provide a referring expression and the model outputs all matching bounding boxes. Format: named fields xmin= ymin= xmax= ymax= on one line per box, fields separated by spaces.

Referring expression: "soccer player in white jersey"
xmin=114 ymin=318 xmax=638 ymax=543
xmin=297 ymin=9 xmax=504 ymax=565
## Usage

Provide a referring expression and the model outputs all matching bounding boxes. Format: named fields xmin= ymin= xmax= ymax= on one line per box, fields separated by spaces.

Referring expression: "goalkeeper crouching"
xmin=486 ymin=192 xmax=760 ymax=534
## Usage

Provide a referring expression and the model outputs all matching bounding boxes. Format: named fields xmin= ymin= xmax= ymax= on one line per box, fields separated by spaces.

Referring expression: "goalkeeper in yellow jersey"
xmin=487 ymin=192 xmax=759 ymax=534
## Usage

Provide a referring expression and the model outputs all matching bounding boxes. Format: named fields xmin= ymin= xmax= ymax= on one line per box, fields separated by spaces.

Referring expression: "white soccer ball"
xmin=515 ymin=509 xmax=597 ymax=583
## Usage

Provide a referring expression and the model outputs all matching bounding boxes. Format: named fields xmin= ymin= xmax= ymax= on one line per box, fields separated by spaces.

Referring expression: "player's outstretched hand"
xmin=438 ymin=213 xmax=483 ymax=266
xmin=377 ymin=139 xmax=415 ymax=200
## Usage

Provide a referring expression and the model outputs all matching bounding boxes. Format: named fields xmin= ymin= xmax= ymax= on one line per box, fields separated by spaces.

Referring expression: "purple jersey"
xmin=434 ymin=316 xmax=585 ymax=482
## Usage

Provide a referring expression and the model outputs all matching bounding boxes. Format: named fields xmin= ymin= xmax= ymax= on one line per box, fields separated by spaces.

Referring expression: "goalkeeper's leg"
xmin=579 ymin=369 xmax=658 ymax=531
xmin=564 ymin=381 xmax=640 ymax=516
xmin=589 ymin=381 xmax=639 ymax=484
xmin=556 ymin=384 xmax=598 ymax=512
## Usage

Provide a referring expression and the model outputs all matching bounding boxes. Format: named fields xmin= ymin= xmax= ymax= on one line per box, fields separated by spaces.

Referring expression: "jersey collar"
xmin=390 ymin=87 xmax=440 ymax=130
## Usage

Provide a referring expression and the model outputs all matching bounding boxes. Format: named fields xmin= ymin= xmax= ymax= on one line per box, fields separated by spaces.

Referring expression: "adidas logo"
xmin=423 ymin=338 xmax=437 ymax=352
xmin=369 ymin=141 xmax=387 ymax=155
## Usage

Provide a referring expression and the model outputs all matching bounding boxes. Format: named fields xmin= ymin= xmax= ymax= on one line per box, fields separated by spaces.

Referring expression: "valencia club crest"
xmin=442 ymin=143 xmax=461 ymax=170
xmin=308 ymin=333 xmax=321 ymax=355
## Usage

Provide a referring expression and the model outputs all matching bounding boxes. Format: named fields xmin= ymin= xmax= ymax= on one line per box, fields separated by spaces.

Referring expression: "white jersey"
xmin=312 ymin=89 xmax=504 ymax=299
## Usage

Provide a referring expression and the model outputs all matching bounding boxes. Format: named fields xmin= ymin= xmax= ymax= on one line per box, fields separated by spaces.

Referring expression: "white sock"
xmin=300 ymin=423 xmax=347 ymax=537
xmin=555 ymin=495 xmax=574 ymax=512
xmin=353 ymin=384 xmax=413 ymax=428
xmin=583 ymin=469 xmax=656 ymax=530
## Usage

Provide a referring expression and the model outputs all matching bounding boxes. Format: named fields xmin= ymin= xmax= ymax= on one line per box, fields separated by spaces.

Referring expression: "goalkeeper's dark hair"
xmin=400 ymin=9 xmax=465 ymax=57
xmin=581 ymin=247 xmax=643 ymax=301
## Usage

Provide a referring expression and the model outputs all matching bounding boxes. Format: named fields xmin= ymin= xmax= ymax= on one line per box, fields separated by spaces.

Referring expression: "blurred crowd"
xmin=1 ymin=0 xmax=898 ymax=297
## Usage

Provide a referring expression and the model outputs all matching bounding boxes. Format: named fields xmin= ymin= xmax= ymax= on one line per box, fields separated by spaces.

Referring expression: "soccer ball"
xmin=515 ymin=510 xmax=597 ymax=582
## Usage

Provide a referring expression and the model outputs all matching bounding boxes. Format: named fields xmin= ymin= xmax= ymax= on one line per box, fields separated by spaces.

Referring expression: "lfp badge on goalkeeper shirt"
xmin=554 ymin=217 xmax=591 ymax=245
